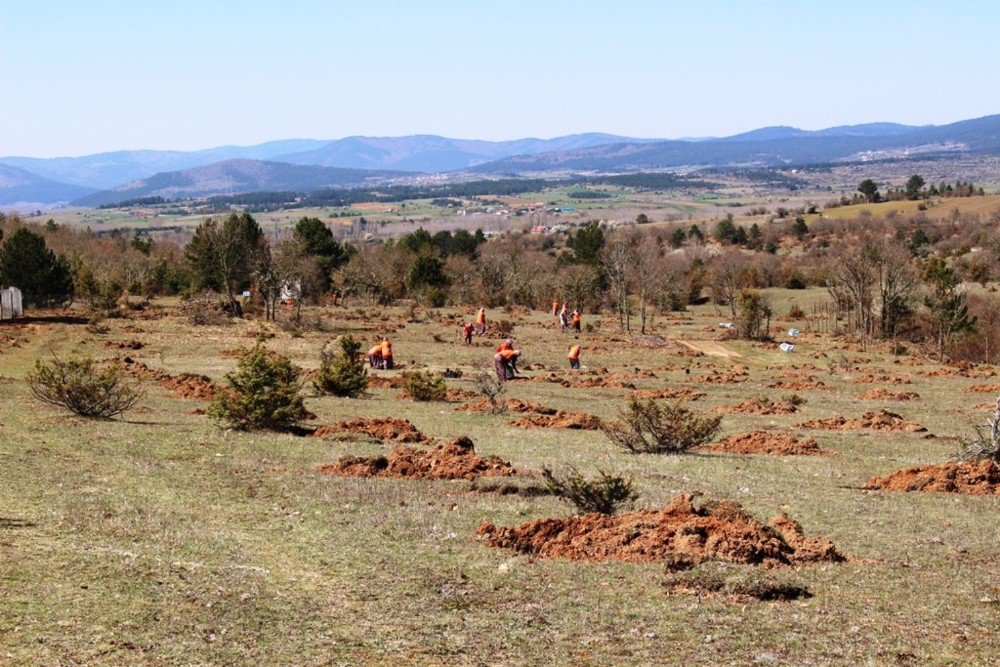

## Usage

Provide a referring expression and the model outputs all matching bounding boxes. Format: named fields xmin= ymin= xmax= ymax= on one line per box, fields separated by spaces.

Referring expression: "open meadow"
xmin=1 ymin=292 xmax=997 ymax=665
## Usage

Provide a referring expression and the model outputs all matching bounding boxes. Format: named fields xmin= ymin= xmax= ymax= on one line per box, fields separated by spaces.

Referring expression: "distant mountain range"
xmin=73 ymin=160 xmax=409 ymax=208
xmin=2 ymin=115 xmax=998 ymax=208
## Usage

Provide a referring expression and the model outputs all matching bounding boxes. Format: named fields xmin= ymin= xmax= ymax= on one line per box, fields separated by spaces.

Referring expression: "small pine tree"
xmin=209 ymin=343 xmax=310 ymax=431
xmin=400 ymin=370 xmax=447 ymax=401
xmin=314 ymin=335 xmax=368 ymax=397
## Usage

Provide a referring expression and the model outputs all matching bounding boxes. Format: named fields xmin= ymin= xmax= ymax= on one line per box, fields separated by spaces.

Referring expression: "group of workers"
xmin=366 ymin=338 xmax=394 ymax=370
xmin=368 ymin=305 xmax=585 ymax=382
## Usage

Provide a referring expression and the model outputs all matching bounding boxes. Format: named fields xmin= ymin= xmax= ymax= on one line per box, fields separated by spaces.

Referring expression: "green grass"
xmin=1 ymin=295 xmax=998 ymax=664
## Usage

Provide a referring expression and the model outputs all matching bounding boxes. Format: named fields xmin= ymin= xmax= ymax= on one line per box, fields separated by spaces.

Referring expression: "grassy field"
xmin=1 ymin=292 xmax=998 ymax=665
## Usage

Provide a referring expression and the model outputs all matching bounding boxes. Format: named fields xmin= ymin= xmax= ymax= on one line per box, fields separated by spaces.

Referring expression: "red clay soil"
xmin=798 ymin=409 xmax=926 ymax=433
xmin=565 ymin=375 xmax=638 ymax=390
xmin=477 ymin=492 xmax=845 ymax=568
xmin=103 ymin=340 xmax=144 ymax=350
xmin=511 ymin=411 xmax=602 ymax=430
xmin=853 ymin=374 xmax=912 ymax=384
xmin=695 ymin=370 xmax=750 ymax=384
xmin=857 ymin=388 xmax=920 ymax=401
xmin=312 ymin=418 xmax=427 ymax=443
xmin=631 ymin=388 xmax=707 ymax=401
xmin=770 ymin=370 xmax=818 ymax=380
xmin=704 ymin=431 xmax=829 ymax=456
xmin=719 ymin=399 xmax=797 ymax=415
xmin=316 ymin=436 xmax=516 ymax=481
xmin=864 ymin=460 xmax=1000 ymax=495
xmin=458 ymin=398 xmax=558 ymax=415
xmin=768 ymin=380 xmax=828 ymax=390
xmin=120 ymin=356 xmax=216 ymax=400
xmin=965 ymin=383 xmax=1000 ymax=394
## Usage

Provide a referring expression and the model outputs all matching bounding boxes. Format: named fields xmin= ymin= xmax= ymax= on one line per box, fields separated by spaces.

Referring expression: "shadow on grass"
xmin=0 ymin=517 xmax=37 ymax=529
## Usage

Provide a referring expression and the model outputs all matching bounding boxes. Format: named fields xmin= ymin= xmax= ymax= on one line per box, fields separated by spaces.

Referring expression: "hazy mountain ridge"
xmin=0 ymin=164 xmax=96 ymax=207
xmin=73 ymin=160 xmax=409 ymax=208
xmin=469 ymin=115 xmax=1000 ymax=173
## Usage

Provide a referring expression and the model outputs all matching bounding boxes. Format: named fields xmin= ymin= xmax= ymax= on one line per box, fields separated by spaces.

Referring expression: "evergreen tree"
xmin=568 ymin=220 xmax=605 ymax=265
xmin=0 ymin=227 xmax=73 ymax=306
xmin=922 ymin=258 xmax=975 ymax=361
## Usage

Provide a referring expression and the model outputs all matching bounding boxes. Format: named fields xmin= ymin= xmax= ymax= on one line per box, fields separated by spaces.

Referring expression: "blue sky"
xmin=3 ymin=0 xmax=999 ymax=157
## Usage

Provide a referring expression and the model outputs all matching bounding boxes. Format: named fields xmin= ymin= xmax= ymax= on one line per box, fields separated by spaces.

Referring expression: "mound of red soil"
xmin=719 ymin=399 xmax=797 ymax=415
xmin=768 ymin=380 xmax=828 ymax=390
xmin=705 ymin=431 xmax=828 ymax=456
xmin=695 ymin=370 xmax=750 ymax=384
xmin=565 ymin=376 xmax=638 ymax=389
xmin=120 ymin=356 xmax=216 ymax=400
xmin=965 ymin=383 xmax=1000 ymax=394
xmin=219 ymin=348 xmax=243 ymax=358
xmin=853 ymin=374 xmax=912 ymax=384
xmin=477 ymin=493 xmax=845 ymax=567
xmin=864 ymin=460 xmax=999 ymax=495
xmin=444 ymin=388 xmax=479 ymax=402
xmin=458 ymin=398 xmax=558 ymax=415
xmin=799 ymin=409 xmax=926 ymax=433
xmin=104 ymin=340 xmax=144 ymax=350
xmin=316 ymin=436 xmax=516 ymax=480
xmin=510 ymin=411 xmax=601 ymax=430
xmin=770 ymin=370 xmax=817 ymax=380
xmin=857 ymin=388 xmax=920 ymax=401
xmin=631 ymin=388 xmax=707 ymax=401
xmin=312 ymin=418 xmax=426 ymax=443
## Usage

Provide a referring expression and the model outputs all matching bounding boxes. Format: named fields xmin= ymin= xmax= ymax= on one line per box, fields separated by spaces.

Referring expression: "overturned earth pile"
xmin=458 ymin=398 xmax=558 ymax=415
xmin=366 ymin=376 xmax=402 ymax=389
xmin=695 ymin=370 xmax=750 ymax=384
xmin=965 ymin=383 xmax=1000 ymax=394
xmin=316 ymin=436 xmax=516 ymax=480
xmin=799 ymin=409 xmax=926 ymax=433
xmin=631 ymin=388 xmax=706 ymax=401
xmin=853 ymin=374 xmax=912 ymax=384
xmin=120 ymin=356 xmax=216 ymax=400
xmin=705 ymin=431 xmax=829 ymax=456
xmin=477 ymin=493 xmax=845 ymax=567
xmin=864 ymin=460 xmax=999 ymax=495
xmin=768 ymin=379 xmax=828 ymax=390
xmin=719 ymin=399 xmax=797 ymax=415
xmin=510 ymin=411 xmax=601 ymax=430
xmin=857 ymin=388 xmax=920 ymax=401
xmin=312 ymin=418 xmax=426 ymax=443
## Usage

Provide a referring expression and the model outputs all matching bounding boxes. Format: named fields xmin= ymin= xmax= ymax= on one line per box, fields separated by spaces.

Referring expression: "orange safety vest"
xmin=568 ymin=345 xmax=581 ymax=360
xmin=476 ymin=309 xmax=485 ymax=323
xmin=367 ymin=345 xmax=382 ymax=357
xmin=499 ymin=348 xmax=518 ymax=361
xmin=572 ymin=312 xmax=581 ymax=323
xmin=381 ymin=341 xmax=392 ymax=357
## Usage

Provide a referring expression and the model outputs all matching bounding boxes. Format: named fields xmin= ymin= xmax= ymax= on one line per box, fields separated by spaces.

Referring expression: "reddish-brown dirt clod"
xmin=965 ymin=383 xmax=1000 ymax=394
xmin=695 ymin=371 xmax=750 ymax=384
xmin=477 ymin=492 xmax=845 ymax=568
xmin=104 ymin=340 xmax=144 ymax=350
xmin=316 ymin=436 xmax=516 ymax=480
xmin=856 ymin=388 xmax=920 ymax=401
xmin=719 ymin=399 xmax=797 ymax=415
xmin=510 ymin=411 xmax=602 ymax=430
xmin=864 ymin=460 xmax=999 ymax=495
xmin=458 ymin=398 xmax=558 ymax=415
xmin=312 ymin=418 xmax=426 ymax=443
xmin=704 ymin=431 xmax=829 ymax=456
xmin=444 ymin=388 xmax=479 ymax=402
xmin=630 ymin=388 xmax=706 ymax=401
xmin=120 ymin=356 xmax=216 ymax=400
xmin=768 ymin=380 xmax=828 ymax=390
xmin=564 ymin=376 xmax=638 ymax=389
xmin=770 ymin=370 xmax=817 ymax=380
xmin=798 ymin=409 xmax=926 ymax=433
xmin=852 ymin=374 xmax=912 ymax=384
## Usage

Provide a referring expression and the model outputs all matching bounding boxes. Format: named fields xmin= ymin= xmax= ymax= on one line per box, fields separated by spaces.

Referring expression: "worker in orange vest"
xmin=571 ymin=310 xmax=582 ymax=332
xmin=476 ymin=307 xmax=487 ymax=335
xmin=462 ymin=322 xmax=474 ymax=345
xmin=495 ymin=347 xmax=520 ymax=381
xmin=551 ymin=299 xmax=559 ymax=316
xmin=567 ymin=345 xmax=581 ymax=370
xmin=380 ymin=338 xmax=394 ymax=370
xmin=366 ymin=343 xmax=383 ymax=368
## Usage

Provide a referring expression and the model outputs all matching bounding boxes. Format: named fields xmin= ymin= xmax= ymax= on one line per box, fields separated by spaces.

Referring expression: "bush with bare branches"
xmin=26 ymin=355 xmax=143 ymax=419
xmin=601 ymin=398 xmax=722 ymax=454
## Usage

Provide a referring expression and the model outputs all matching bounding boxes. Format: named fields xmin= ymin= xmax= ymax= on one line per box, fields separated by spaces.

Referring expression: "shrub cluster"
xmin=400 ymin=370 xmax=447 ymax=401
xmin=26 ymin=355 xmax=142 ymax=419
xmin=541 ymin=466 xmax=638 ymax=515
xmin=314 ymin=335 xmax=368 ymax=398
xmin=209 ymin=344 xmax=311 ymax=431
xmin=602 ymin=398 xmax=722 ymax=454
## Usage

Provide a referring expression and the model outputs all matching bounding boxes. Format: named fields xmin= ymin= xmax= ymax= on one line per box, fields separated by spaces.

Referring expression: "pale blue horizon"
xmin=3 ymin=0 xmax=999 ymax=158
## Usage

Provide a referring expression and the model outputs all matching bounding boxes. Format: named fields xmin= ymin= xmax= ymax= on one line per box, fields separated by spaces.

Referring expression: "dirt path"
xmin=676 ymin=340 xmax=742 ymax=359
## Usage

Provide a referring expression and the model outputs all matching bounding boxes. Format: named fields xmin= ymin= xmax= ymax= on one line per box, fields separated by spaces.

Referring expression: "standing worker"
xmin=476 ymin=307 xmax=487 ymax=335
xmin=551 ymin=299 xmax=559 ymax=316
xmin=462 ymin=322 xmax=474 ymax=345
xmin=567 ymin=345 xmax=581 ymax=370
xmin=380 ymin=337 xmax=394 ymax=370
xmin=571 ymin=309 xmax=581 ymax=332
xmin=559 ymin=303 xmax=569 ymax=330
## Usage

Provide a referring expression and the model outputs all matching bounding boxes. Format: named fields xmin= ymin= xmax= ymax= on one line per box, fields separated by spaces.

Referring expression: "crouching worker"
xmin=495 ymin=347 xmax=521 ymax=381
xmin=462 ymin=322 xmax=474 ymax=345
xmin=367 ymin=344 xmax=383 ymax=369
xmin=568 ymin=344 xmax=581 ymax=370
xmin=380 ymin=338 xmax=394 ymax=370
